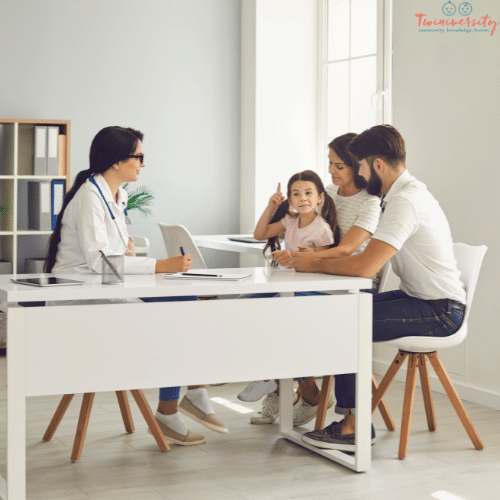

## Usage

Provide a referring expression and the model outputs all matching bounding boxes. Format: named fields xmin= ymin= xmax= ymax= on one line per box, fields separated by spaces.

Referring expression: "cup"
xmin=101 ymin=254 xmax=124 ymax=285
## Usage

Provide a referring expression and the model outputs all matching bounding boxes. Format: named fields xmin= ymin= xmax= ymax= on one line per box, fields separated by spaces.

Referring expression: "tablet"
xmin=227 ymin=236 xmax=263 ymax=244
xmin=10 ymin=278 xmax=84 ymax=287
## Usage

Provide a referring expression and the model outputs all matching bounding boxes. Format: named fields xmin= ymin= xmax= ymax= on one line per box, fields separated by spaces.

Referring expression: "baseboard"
xmin=373 ymin=359 xmax=500 ymax=411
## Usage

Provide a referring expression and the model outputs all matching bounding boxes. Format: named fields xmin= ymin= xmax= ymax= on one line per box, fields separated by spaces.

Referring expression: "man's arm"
xmin=286 ymin=238 xmax=398 ymax=278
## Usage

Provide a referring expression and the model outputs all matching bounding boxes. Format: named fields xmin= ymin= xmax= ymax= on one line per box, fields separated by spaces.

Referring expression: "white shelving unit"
xmin=0 ymin=119 xmax=71 ymax=275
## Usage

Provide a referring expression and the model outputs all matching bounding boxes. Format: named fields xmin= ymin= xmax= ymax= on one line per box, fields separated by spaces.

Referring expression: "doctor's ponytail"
xmin=44 ymin=126 xmax=144 ymax=272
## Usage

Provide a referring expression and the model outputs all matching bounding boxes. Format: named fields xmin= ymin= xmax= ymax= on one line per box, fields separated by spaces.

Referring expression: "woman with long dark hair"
xmin=45 ymin=126 xmax=228 ymax=446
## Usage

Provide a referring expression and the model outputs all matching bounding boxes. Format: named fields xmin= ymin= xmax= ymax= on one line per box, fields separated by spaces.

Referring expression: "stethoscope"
xmin=89 ymin=174 xmax=131 ymax=251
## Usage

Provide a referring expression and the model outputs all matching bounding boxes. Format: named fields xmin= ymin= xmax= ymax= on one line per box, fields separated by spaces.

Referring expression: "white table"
xmin=0 ymin=268 xmax=372 ymax=500
xmin=192 ymin=234 xmax=266 ymax=256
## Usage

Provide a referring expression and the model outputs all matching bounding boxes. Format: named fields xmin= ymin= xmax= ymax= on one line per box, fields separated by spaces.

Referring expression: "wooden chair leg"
xmin=314 ymin=375 xmax=334 ymax=430
xmin=71 ymin=393 xmax=95 ymax=462
xmin=372 ymin=351 xmax=408 ymax=412
xmin=418 ymin=353 xmax=436 ymax=431
xmin=116 ymin=391 xmax=135 ymax=433
xmin=372 ymin=374 xmax=396 ymax=431
xmin=426 ymin=352 xmax=484 ymax=450
xmin=43 ymin=394 xmax=75 ymax=441
xmin=399 ymin=354 xmax=419 ymax=459
xmin=130 ymin=389 xmax=170 ymax=452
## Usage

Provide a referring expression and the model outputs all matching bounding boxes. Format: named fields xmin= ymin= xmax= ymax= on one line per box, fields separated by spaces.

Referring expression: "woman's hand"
xmin=297 ymin=245 xmax=314 ymax=253
xmin=268 ymin=183 xmax=285 ymax=209
xmin=125 ymin=237 xmax=136 ymax=256
xmin=272 ymin=249 xmax=322 ymax=272
xmin=155 ymin=254 xmax=193 ymax=273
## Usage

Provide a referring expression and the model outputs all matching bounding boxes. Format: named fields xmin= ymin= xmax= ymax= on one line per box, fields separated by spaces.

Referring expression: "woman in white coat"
xmin=45 ymin=126 xmax=227 ymax=445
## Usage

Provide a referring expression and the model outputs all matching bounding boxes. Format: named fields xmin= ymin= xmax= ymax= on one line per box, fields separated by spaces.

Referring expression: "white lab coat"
xmin=52 ymin=174 xmax=156 ymax=275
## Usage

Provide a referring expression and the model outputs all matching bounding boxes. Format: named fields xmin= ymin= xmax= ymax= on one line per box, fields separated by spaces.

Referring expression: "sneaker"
xmin=178 ymin=396 xmax=228 ymax=434
xmin=301 ymin=420 xmax=376 ymax=451
xmin=238 ymin=380 xmax=278 ymax=402
xmin=293 ymin=395 xmax=334 ymax=427
xmin=250 ymin=392 xmax=299 ymax=425
xmin=148 ymin=416 xmax=206 ymax=446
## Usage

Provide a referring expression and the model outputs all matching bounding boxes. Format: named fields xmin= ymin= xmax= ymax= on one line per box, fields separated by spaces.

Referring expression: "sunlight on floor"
xmin=211 ymin=397 xmax=253 ymax=414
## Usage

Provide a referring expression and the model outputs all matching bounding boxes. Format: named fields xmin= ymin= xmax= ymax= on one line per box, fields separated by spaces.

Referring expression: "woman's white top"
xmin=325 ymin=184 xmax=381 ymax=255
xmin=52 ymin=173 xmax=156 ymax=274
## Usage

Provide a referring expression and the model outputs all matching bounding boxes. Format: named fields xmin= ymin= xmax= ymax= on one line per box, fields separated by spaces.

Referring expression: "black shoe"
xmin=301 ymin=420 xmax=376 ymax=451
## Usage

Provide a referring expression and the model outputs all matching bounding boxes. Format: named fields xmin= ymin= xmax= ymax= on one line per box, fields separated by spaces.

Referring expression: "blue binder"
xmin=51 ymin=180 xmax=66 ymax=230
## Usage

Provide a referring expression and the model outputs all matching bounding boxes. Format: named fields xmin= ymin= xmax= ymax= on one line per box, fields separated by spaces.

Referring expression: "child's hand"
xmin=268 ymin=182 xmax=285 ymax=209
xmin=297 ymin=245 xmax=314 ymax=253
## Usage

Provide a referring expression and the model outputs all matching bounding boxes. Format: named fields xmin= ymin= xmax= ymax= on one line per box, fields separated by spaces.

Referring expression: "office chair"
xmin=130 ymin=235 xmax=150 ymax=257
xmin=314 ymin=260 xmax=396 ymax=432
xmin=371 ymin=243 xmax=487 ymax=458
xmin=158 ymin=223 xmax=207 ymax=269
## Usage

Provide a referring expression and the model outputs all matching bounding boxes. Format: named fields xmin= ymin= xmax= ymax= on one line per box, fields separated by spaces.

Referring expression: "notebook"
xmin=164 ymin=272 xmax=252 ymax=282
xmin=10 ymin=277 xmax=84 ymax=287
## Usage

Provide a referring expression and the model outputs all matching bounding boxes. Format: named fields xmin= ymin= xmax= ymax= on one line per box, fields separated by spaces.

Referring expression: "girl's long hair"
xmin=264 ymin=170 xmax=340 ymax=265
xmin=44 ymin=126 xmax=143 ymax=272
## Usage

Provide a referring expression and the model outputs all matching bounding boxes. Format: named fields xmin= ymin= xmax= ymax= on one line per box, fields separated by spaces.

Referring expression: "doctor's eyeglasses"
xmin=128 ymin=154 xmax=144 ymax=163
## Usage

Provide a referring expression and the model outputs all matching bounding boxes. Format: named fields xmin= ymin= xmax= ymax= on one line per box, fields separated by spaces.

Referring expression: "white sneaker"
xmin=250 ymin=392 xmax=280 ymax=424
xmin=293 ymin=395 xmax=335 ymax=427
xmin=238 ymin=380 xmax=278 ymax=402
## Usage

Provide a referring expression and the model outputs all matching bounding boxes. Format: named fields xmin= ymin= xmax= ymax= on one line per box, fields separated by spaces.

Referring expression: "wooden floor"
xmin=1 ymin=356 xmax=499 ymax=500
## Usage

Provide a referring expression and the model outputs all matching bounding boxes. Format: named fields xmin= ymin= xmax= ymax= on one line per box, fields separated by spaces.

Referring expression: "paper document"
xmin=164 ymin=272 xmax=252 ymax=282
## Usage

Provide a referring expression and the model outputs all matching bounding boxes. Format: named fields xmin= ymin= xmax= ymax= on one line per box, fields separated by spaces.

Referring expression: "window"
xmin=319 ymin=0 xmax=392 ymax=176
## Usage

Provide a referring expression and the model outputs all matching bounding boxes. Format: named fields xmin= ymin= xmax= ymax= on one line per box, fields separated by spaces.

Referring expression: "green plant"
xmin=122 ymin=184 xmax=155 ymax=216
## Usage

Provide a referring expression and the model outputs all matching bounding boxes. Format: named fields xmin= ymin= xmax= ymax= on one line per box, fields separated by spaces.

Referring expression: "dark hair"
xmin=328 ymin=133 xmax=366 ymax=189
xmin=45 ymin=126 xmax=144 ymax=272
xmin=347 ymin=124 xmax=406 ymax=169
xmin=264 ymin=170 xmax=341 ymax=265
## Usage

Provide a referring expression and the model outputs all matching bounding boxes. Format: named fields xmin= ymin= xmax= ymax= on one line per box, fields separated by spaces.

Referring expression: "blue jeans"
xmin=334 ymin=290 xmax=465 ymax=415
xmin=141 ymin=296 xmax=198 ymax=401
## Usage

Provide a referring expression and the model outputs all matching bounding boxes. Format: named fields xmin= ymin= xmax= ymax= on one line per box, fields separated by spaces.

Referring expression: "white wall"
xmin=0 ymin=0 xmax=241 ymax=267
xmin=241 ymin=0 xmax=319 ymax=236
xmin=373 ymin=0 xmax=500 ymax=409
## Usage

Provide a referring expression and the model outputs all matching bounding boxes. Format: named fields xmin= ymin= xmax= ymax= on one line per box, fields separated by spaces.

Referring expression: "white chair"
xmin=372 ymin=242 xmax=487 ymax=459
xmin=315 ymin=260 xmax=397 ymax=432
xmin=130 ymin=235 xmax=150 ymax=257
xmin=158 ymin=223 xmax=207 ymax=270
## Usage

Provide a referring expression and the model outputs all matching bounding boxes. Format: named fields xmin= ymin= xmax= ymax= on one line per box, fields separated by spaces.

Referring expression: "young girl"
xmin=255 ymin=170 xmax=340 ymax=263
xmin=238 ymin=170 xmax=340 ymax=405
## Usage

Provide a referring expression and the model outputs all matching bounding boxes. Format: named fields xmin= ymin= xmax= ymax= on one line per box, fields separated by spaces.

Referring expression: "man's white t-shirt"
xmin=373 ymin=170 xmax=465 ymax=303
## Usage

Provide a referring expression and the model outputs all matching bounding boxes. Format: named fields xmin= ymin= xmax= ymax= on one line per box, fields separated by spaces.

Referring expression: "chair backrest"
xmin=453 ymin=242 xmax=488 ymax=324
xmin=377 ymin=260 xmax=392 ymax=294
xmin=157 ymin=223 xmax=207 ymax=270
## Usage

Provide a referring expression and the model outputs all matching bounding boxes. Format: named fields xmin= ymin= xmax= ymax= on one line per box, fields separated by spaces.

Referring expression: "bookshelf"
xmin=0 ymin=119 xmax=71 ymax=276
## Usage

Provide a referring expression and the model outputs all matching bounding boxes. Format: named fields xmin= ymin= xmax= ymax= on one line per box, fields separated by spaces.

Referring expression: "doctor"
xmin=45 ymin=126 xmax=228 ymax=446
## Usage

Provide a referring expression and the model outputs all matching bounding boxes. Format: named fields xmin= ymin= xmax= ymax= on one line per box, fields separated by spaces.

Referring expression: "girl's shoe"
xmin=238 ymin=380 xmax=278 ymax=402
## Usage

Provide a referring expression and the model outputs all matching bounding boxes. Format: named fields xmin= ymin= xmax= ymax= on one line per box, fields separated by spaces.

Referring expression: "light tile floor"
xmin=0 ymin=356 xmax=499 ymax=500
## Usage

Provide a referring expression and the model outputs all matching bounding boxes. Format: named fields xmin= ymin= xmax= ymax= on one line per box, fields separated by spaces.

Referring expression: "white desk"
xmin=0 ymin=268 xmax=372 ymax=500
xmin=193 ymin=234 xmax=266 ymax=255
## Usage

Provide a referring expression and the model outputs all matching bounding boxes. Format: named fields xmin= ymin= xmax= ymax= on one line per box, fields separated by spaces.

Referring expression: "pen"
xmin=99 ymin=250 xmax=123 ymax=282
xmin=182 ymin=273 xmax=222 ymax=277
xmin=180 ymin=247 xmax=185 ymax=255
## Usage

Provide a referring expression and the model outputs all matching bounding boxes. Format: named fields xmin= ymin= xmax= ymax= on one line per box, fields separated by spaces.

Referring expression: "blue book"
xmin=51 ymin=180 xmax=66 ymax=230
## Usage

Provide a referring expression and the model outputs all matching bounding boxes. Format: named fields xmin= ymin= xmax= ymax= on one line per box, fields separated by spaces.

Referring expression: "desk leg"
xmin=354 ymin=293 xmax=372 ymax=472
xmin=6 ymin=305 xmax=27 ymax=500
xmin=278 ymin=378 xmax=294 ymax=434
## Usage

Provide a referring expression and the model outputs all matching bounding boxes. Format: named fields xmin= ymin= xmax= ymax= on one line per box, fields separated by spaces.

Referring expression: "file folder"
xmin=46 ymin=126 xmax=59 ymax=175
xmin=28 ymin=181 xmax=51 ymax=230
xmin=51 ymin=180 xmax=65 ymax=230
xmin=33 ymin=126 xmax=47 ymax=175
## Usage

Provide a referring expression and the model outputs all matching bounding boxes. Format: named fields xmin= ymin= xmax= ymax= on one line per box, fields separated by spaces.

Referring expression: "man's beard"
xmin=365 ymin=164 xmax=382 ymax=196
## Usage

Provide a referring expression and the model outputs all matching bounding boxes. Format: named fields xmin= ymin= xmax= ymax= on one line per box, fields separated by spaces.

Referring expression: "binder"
xmin=33 ymin=126 xmax=47 ymax=175
xmin=28 ymin=181 xmax=51 ymax=230
xmin=46 ymin=126 xmax=59 ymax=175
xmin=58 ymin=134 xmax=66 ymax=175
xmin=51 ymin=180 xmax=65 ymax=230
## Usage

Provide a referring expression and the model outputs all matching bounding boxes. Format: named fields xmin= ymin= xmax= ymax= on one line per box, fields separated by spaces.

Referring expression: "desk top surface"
xmin=0 ymin=267 xmax=372 ymax=303
xmin=193 ymin=234 xmax=266 ymax=255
